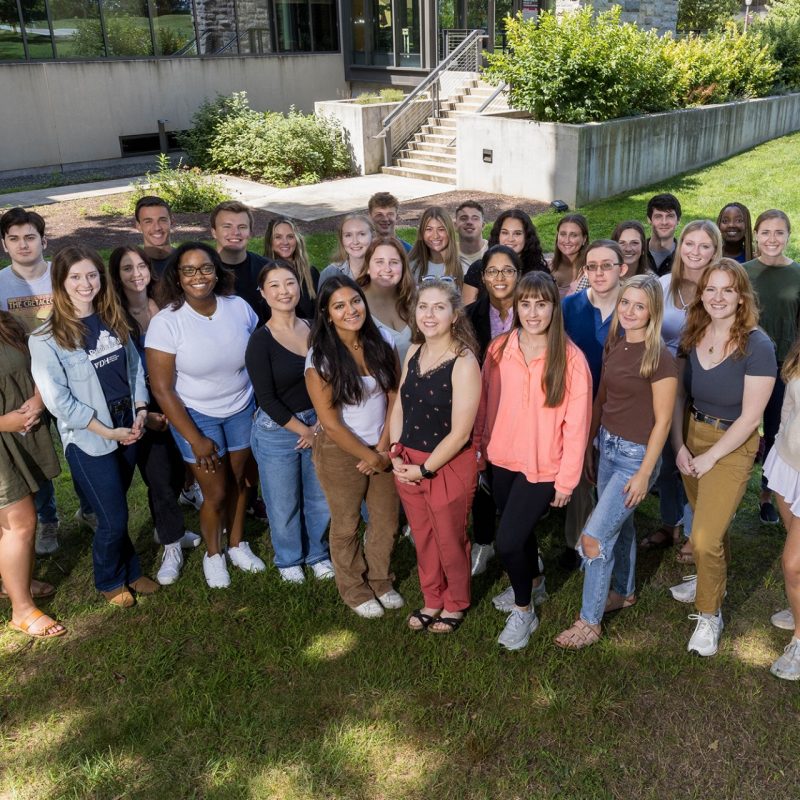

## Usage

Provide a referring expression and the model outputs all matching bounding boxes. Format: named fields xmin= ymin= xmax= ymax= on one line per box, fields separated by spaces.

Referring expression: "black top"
xmin=463 ymin=257 xmax=484 ymax=290
xmin=245 ymin=323 xmax=313 ymax=426
xmin=223 ymin=251 xmax=269 ymax=324
xmin=83 ymin=313 xmax=129 ymax=405
xmin=465 ymin=294 xmax=493 ymax=363
xmin=399 ymin=349 xmax=457 ymax=452
xmin=263 ymin=267 xmax=320 ymax=323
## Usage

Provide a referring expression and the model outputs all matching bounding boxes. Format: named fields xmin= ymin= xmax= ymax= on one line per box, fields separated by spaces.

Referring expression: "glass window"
xmin=0 ymin=4 xmax=25 ymax=61
xmin=397 ymin=0 xmax=418 ymax=66
xmin=236 ymin=0 xmax=271 ymax=55
xmin=351 ymin=0 xmax=391 ymax=65
xmin=309 ymin=0 xmax=337 ymax=51
xmin=21 ymin=0 xmax=55 ymax=59
xmin=154 ymin=0 xmax=196 ymax=56
xmin=49 ymin=0 xmax=105 ymax=58
xmin=274 ymin=0 xmax=310 ymax=52
xmin=104 ymin=0 xmax=153 ymax=56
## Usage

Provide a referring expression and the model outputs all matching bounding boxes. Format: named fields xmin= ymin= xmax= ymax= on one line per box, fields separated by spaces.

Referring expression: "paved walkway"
xmin=0 ymin=173 xmax=451 ymax=220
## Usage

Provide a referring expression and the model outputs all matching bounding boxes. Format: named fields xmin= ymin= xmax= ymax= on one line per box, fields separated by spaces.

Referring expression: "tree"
xmin=677 ymin=0 xmax=739 ymax=33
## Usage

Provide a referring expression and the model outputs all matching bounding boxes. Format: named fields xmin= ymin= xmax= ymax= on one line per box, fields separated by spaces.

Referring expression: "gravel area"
xmin=0 ymin=162 xmax=152 ymax=194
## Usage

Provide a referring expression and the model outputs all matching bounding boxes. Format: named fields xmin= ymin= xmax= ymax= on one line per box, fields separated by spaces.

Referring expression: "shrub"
xmin=128 ymin=154 xmax=231 ymax=213
xmin=677 ymin=0 xmax=739 ymax=33
xmin=207 ymin=104 xmax=352 ymax=187
xmin=752 ymin=1 xmax=800 ymax=92
xmin=178 ymin=92 xmax=252 ymax=168
xmin=354 ymin=88 xmax=406 ymax=104
xmin=484 ymin=8 xmax=676 ymax=123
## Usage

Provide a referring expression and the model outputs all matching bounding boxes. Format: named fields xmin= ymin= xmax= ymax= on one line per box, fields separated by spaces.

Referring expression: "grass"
xmin=3 ymin=133 xmax=800 ymax=799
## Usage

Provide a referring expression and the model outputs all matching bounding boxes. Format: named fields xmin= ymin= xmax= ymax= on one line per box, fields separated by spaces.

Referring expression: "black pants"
xmin=762 ymin=365 xmax=785 ymax=490
xmin=136 ymin=428 xmax=187 ymax=545
xmin=491 ymin=464 xmax=554 ymax=607
xmin=472 ymin=468 xmax=497 ymax=546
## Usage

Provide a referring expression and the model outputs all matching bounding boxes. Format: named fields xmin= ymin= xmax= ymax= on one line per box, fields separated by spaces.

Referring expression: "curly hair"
xmin=408 ymin=277 xmax=479 ymax=358
xmin=357 ymin=237 xmax=415 ymax=324
xmin=155 ymin=242 xmax=235 ymax=311
xmin=487 ymin=209 xmax=548 ymax=273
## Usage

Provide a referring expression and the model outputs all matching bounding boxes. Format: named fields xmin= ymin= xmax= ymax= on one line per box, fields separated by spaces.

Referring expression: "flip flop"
xmin=407 ymin=610 xmax=438 ymax=632
xmin=428 ymin=616 xmax=464 ymax=635
xmin=8 ymin=608 xmax=66 ymax=639
xmin=0 ymin=580 xmax=56 ymax=601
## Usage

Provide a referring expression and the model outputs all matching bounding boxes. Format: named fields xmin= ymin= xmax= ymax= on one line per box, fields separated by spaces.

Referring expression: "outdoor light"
xmin=744 ymin=0 xmax=753 ymax=33
xmin=551 ymin=200 xmax=569 ymax=213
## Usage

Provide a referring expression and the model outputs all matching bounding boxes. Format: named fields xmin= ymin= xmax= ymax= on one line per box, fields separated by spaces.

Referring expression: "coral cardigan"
xmin=473 ymin=332 xmax=592 ymax=495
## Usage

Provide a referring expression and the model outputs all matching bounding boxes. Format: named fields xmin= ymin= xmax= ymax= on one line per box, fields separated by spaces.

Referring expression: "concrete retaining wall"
xmin=0 ymin=54 xmax=348 ymax=174
xmin=456 ymin=93 xmax=800 ymax=208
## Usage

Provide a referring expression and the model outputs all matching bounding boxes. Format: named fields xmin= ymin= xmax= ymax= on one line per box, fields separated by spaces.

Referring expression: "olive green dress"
xmin=0 ymin=342 xmax=60 ymax=509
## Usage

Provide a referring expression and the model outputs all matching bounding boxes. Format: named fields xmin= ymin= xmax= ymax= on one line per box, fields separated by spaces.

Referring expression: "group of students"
xmin=0 ymin=190 xmax=799 ymax=683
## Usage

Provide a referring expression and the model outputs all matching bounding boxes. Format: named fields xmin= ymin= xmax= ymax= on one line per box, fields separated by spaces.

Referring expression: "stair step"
xmin=394 ymin=157 xmax=456 ymax=175
xmin=407 ymin=141 xmax=457 ymax=156
xmin=400 ymin=147 xmax=457 ymax=164
xmin=381 ymin=166 xmax=456 ymax=185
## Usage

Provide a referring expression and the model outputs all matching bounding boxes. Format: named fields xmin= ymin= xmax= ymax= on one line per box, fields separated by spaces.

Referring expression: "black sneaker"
xmin=760 ymin=502 xmax=780 ymax=525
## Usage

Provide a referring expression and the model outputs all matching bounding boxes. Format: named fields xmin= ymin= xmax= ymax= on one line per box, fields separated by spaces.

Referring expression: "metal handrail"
xmin=476 ymin=82 xmax=508 ymax=114
xmin=377 ymin=29 xmax=487 ymax=167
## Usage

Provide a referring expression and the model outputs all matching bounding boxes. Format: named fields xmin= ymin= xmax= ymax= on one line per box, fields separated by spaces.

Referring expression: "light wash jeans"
xmin=579 ymin=427 xmax=660 ymax=626
xmin=250 ymin=407 xmax=331 ymax=568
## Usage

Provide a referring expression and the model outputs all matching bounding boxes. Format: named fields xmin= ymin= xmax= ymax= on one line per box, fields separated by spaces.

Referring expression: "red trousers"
xmin=395 ymin=445 xmax=477 ymax=611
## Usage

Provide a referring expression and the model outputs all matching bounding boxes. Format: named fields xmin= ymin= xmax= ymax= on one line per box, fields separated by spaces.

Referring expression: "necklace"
xmin=421 ymin=341 xmax=452 ymax=371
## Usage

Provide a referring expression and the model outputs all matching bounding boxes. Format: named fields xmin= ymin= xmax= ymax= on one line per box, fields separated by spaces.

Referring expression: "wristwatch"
xmin=420 ymin=463 xmax=437 ymax=479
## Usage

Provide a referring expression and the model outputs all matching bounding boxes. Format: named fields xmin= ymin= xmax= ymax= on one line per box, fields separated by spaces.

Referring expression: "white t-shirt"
xmin=0 ymin=263 xmax=53 ymax=333
xmin=145 ymin=295 xmax=258 ymax=417
xmin=376 ymin=319 xmax=412 ymax=365
xmin=305 ymin=327 xmax=395 ymax=446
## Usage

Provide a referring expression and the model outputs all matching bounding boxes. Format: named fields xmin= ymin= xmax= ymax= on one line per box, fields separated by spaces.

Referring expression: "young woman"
xmin=641 ymin=220 xmax=722 ymax=559
xmin=550 ymin=214 xmax=590 ymax=299
xmin=763 ymin=337 xmax=800 ymax=680
xmin=0 ymin=311 xmax=65 ymax=637
xmin=465 ymin=245 xmax=521 ymax=575
xmin=744 ymin=210 xmax=800 ymax=524
xmin=318 ymin=214 xmax=375 ymax=287
xmin=462 ymin=210 xmax=548 ymax=304
xmin=555 ymin=275 xmax=677 ymax=649
xmin=146 ymin=242 xmax=263 ymax=589
xmin=611 ymin=220 xmax=651 ymax=277
xmin=474 ymin=272 xmax=592 ymax=651
xmin=389 ymin=278 xmax=481 ymax=633
xmin=264 ymin=218 xmax=319 ymax=319
xmin=409 ymin=206 xmax=462 ymax=285
xmin=717 ymin=203 xmax=753 ymax=263
xmin=670 ymin=260 xmax=776 ymax=656
xmin=245 ymin=261 xmax=332 ymax=584
xmin=108 ymin=246 xmax=200 ymax=586
xmin=30 ymin=245 xmax=157 ymax=608
xmin=305 ymin=274 xmax=403 ymax=618
xmin=358 ymin=237 xmax=415 ymax=364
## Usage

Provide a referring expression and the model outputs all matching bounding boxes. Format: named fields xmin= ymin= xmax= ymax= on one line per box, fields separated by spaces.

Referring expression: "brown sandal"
xmin=640 ymin=525 xmax=680 ymax=549
xmin=8 ymin=608 xmax=66 ymax=639
xmin=0 ymin=579 xmax=56 ymax=601
xmin=604 ymin=591 xmax=637 ymax=614
xmin=555 ymin=618 xmax=601 ymax=650
xmin=676 ymin=540 xmax=695 ymax=565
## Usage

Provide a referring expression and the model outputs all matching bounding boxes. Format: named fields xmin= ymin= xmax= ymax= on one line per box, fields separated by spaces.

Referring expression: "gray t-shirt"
xmin=0 ymin=263 xmax=53 ymax=333
xmin=686 ymin=329 xmax=777 ymax=420
xmin=318 ymin=261 xmax=353 ymax=288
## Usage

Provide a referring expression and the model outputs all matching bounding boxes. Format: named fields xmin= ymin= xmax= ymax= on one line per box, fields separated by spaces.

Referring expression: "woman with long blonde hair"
xmin=555 ymin=274 xmax=677 ymax=649
xmin=409 ymin=206 xmax=463 ymax=285
xmin=319 ymin=214 xmax=375 ymax=287
xmin=264 ymin=218 xmax=319 ymax=319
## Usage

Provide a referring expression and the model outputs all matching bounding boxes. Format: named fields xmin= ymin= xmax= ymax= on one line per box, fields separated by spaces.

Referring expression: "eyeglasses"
xmin=421 ymin=275 xmax=456 ymax=284
xmin=484 ymin=267 xmax=518 ymax=279
xmin=585 ymin=262 xmax=622 ymax=272
xmin=179 ymin=264 xmax=216 ymax=277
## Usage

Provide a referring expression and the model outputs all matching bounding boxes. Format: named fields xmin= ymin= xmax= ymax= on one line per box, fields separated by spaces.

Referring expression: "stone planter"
xmin=455 ymin=93 xmax=800 ymax=208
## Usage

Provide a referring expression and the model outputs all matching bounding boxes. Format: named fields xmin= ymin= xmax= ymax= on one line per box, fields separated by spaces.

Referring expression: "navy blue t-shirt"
xmin=561 ymin=289 xmax=613 ymax=398
xmin=83 ymin=314 xmax=130 ymax=405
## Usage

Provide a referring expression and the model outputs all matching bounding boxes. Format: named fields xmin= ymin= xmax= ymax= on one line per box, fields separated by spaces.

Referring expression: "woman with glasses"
xmin=462 ymin=210 xmax=548 ymax=305
xmin=146 ymin=243 xmax=263 ymax=589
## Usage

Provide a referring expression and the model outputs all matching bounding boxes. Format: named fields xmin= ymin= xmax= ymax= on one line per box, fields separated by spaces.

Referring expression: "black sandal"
xmin=428 ymin=616 xmax=464 ymax=635
xmin=407 ymin=610 xmax=437 ymax=632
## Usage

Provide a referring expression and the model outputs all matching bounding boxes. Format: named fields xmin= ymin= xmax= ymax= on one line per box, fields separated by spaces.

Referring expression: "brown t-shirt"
xmin=599 ymin=339 xmax=677 ymax=446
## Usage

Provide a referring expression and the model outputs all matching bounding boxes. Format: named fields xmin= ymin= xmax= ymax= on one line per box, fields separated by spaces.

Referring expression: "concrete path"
xmin=0 ymin=173 xmax=450 ymax=220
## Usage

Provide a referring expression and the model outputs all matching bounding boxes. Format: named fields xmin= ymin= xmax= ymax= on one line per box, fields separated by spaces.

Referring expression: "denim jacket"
xmin=29 ymin=326 xmax=149 ymax=457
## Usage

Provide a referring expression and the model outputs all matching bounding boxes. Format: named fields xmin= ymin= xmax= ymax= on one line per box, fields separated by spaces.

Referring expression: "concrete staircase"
xmin=381 ymin=79 xmax=507 ymax=185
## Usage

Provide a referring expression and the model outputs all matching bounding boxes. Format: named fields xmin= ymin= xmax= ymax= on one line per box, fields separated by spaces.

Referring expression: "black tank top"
xmin=400 ymin=348 xmax=457 ymax=452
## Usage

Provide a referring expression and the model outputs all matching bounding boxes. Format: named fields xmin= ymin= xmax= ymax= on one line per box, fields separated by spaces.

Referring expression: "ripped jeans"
xmin=578 ymin=427 xmax=660 ymax=626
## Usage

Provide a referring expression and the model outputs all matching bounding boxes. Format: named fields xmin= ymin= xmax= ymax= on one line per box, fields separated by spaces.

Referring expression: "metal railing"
xmin=377 ymin=29 xmax=487 ymax=168
xmin=476 ymin=81 xmax=509 ymax=114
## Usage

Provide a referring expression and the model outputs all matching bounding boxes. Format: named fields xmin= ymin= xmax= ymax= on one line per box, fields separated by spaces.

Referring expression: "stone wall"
xmin=554 ymin=0 xmax=678 ymax=34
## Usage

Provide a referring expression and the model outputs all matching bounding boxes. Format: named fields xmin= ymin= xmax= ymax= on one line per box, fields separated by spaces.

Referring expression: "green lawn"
xmin=2 ymin=134 xmax=800 ymax=799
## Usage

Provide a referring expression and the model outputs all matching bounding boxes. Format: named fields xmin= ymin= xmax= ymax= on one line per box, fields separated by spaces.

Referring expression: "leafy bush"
xmin=209 ymin=107 xmax=351 ymax=186
xmin=128 ymin=154 xmax=231 ymax=213
xmin=484 ymin=8 xmax=676 ymax=123
xmin=752 ymin=1 xmax=800 ymax=92
xmin=354 ymin=88 xmax=406 ymax=104
xmin=677 ymin=0 xmax=738 ymax=33
xmin=178 ymin=92 xmax=252 ymax=168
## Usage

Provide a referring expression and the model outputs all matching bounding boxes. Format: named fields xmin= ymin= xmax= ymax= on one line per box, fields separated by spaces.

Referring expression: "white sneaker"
xmin=492 ymin=578 xmax=548 ymax=612
xmin=771 ymin=608 xmax=795 ymax=631
xmin=687 ymin=612 xmax=723 ymax=657
xmin=179 ymin=482 xmax=204 ymax=511
xmin=157 ymin=544 xmax=184 ymax=586
xmin=278 ymin=566 xmax=305 ymax=583
xmin=310 ymin=559 xmax=335 ymax=580
xmin=770 ymin=637 xmax=800 ymax=681
xmin=378 ymin=589 xmax=405 ymax=609
xmin=352 ymin=599 xmax=384 ymax=618
xmin=203 ymin=552 xmax=230 ymax=588
xmin=227 ymin=541 xmax=266 ymax=573
xmin=74 ymin=508 xmax=98 ymax=531
xmin=35 ymin=521 xmax=60 ymax=555
xmin=153 ymin=529 xmax=202 ymax=549
xmin=471 ymin=543 xmax=494 ymax=576
xmin=497 ymin=607 xmax=540 ymax=651
xmin=669 ymin=575 xmax=697 ymax=604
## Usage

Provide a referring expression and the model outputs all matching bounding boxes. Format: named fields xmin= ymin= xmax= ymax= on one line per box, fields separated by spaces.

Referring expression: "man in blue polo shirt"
xmin=560 ymin=239 xmax=628 ymax=570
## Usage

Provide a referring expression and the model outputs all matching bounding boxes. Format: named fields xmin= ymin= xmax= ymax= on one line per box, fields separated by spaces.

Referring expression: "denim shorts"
xmin=170 ymin=397 xmax=255 ymax=463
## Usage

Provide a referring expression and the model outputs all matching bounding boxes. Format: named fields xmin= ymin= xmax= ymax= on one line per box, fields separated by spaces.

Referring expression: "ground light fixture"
xmin=550 ymin=200 xmax=569 ymax=213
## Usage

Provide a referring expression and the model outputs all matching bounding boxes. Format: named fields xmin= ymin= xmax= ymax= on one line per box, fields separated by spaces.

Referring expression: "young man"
xmin=560 ymin=241 xmax=629 ymax=570
xmin=367 ymin=192 xmax=412 ymax=252
xmin=455 ymin=201 xmax=488 ymax=273
xmin=210 ymin=200 xmax=267 ymax=323
xmin=646 ymin=193 xmax=681 ymax=276
xmin=134 ymin=196 xmax=175 ymax=275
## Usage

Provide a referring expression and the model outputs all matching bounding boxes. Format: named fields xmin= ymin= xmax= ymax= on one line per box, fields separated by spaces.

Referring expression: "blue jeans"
xmin=250 ymin=407 xmax=330 ymax=568
xmin=579 ymin=427 xmax=660 ymax=626
xmin=34 ymin=480 xmax=58 ymax=524
xmin=170 ymin=397 xmax=255 ymax=463
xmin=65 ymin=432 xmax=140 ymax=593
